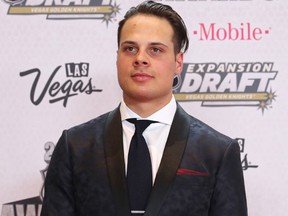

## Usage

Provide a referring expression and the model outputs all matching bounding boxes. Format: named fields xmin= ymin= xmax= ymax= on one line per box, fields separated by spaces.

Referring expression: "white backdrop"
xmin=1 ymin=0 xmax=287 ymax=215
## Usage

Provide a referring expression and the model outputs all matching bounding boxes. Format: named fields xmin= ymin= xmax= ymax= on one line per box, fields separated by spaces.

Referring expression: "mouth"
xmin=131 ymin=72 xmax=154 ymax=82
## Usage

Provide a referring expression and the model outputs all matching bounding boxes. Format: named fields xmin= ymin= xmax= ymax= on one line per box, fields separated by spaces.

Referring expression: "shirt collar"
xmin=120 ymin=96 xmax=177 ymax=126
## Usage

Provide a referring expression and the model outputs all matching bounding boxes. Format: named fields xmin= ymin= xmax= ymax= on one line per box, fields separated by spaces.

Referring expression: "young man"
xmin=41 ymin=1 xmax=248 ymax=216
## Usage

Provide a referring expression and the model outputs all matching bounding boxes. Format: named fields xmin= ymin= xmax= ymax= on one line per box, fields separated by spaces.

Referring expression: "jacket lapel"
xmin=104 ymin=107 xmax=131 ymax=216
xmin=144 ymin=105 xmax=190 ymax=216
xmin=145 ymin=104 xmax=191 ymax=216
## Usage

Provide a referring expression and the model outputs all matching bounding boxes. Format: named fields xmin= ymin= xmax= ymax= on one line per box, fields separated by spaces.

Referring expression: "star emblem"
xmin=257 ymin=100 xmax=269 ymax=114
xmin=257 ymin=89 xmax=276 ymax=114
xmin=111 ymin=2 xmax=121 ymax=14
xmin=102 ymin=2 xmax=121 ymax=26
xmin=267 ymin=89 xmax=276 ymax=103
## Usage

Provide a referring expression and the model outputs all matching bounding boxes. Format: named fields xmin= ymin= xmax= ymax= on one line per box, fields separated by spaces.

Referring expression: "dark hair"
xmin=117 ymin=1 xmax=189 ymax=53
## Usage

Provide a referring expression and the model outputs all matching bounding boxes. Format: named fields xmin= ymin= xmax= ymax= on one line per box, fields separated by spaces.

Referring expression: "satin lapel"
xmin=104 ymin=107 xmax=130 ymax=216
xmin=145 ymin=104 xmax=191 ymax=216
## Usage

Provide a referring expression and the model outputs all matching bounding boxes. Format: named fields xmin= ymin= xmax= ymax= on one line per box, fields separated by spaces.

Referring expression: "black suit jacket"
xmin=41 ymin=104 xmax=247 ymax=216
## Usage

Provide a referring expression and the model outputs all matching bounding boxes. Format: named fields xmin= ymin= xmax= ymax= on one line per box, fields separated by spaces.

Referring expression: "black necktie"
xmin=127 ymin=119 xmax=155 ymax=215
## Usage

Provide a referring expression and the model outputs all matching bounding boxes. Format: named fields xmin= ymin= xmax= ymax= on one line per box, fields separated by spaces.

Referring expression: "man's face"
xmin=117 ymin=14 xmax=183 ymax=105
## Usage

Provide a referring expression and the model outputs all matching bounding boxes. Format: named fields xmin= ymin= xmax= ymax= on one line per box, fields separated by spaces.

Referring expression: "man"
xmin=41 ymin=1 xmax=248 ymax=216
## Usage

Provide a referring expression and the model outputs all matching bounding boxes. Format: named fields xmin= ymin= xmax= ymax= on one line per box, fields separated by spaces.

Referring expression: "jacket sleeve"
xmin=209 ymin=140 xmax=248 ymax=216
xmin=41 ymin=131 xmax=76 ymax=216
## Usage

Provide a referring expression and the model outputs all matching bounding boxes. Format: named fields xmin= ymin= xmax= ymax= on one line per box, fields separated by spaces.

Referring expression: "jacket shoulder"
xmin=191 ymin=115 xmax=233 ymax=143
xmin=65 ymin=107 xmax=119 ymax=140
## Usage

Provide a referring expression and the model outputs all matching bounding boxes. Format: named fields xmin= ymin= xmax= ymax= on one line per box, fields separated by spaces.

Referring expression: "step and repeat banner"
xmin=0 ymin=0 xmax=287 ymax=215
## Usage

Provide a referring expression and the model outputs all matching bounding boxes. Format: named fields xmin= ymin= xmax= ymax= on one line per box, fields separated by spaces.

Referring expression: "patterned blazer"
xmin=41 ymin=104 xmax=247 ymax=216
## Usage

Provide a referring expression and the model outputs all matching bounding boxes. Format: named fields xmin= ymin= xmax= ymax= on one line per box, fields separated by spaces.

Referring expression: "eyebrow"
xmin=120 ymin=40 xmax=168 ymax=48
xmin=120 ymin=41 xmax=136 ymax=46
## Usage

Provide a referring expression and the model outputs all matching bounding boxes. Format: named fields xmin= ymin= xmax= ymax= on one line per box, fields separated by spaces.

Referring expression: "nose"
xmin=133 ymin=50 xmax=149 ymax=67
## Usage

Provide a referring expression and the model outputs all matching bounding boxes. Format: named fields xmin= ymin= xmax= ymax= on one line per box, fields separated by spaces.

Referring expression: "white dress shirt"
xmin=120 ymin=96 xmax=177 ymax=183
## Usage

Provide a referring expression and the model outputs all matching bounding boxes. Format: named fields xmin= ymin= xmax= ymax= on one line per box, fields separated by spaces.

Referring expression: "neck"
xmin=123 ymin=95 xmax=173 ymax=118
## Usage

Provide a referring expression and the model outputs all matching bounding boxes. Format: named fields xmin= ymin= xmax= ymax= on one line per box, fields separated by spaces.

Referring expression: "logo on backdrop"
xmin=19 ymin=62 xmax=103 ymax=107
xmin=236 ymin=138 xmax=258 ymax=170
xmin=173 ymin=62 xmax=278 ymax=114
xmin=3 ymin=0 xmax=120 ymax=24
xmin=192 ymin=22 xmax=271 ymax=41
xmin=0 ymin=142 xmax=55 ymax=216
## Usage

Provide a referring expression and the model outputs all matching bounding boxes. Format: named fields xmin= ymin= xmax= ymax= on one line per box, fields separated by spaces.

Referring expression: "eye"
xmin=123 ymin=46 xmax=138 ymax=54
xmin=151 ymin=47 xmax=161 ymax=53
xmin=148 ymin=46 xmax=164 ymax=56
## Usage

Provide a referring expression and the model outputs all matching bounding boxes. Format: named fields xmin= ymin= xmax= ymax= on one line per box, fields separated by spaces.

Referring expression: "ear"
xmin=116 ymin=50 xmax=119 ymax=64
xmin=175 ymin=52 xmax=184 ymax=75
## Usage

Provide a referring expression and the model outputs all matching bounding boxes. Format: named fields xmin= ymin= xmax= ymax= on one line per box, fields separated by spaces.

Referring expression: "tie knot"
xmin=127 ymin=118 xmax=156 ymax=134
